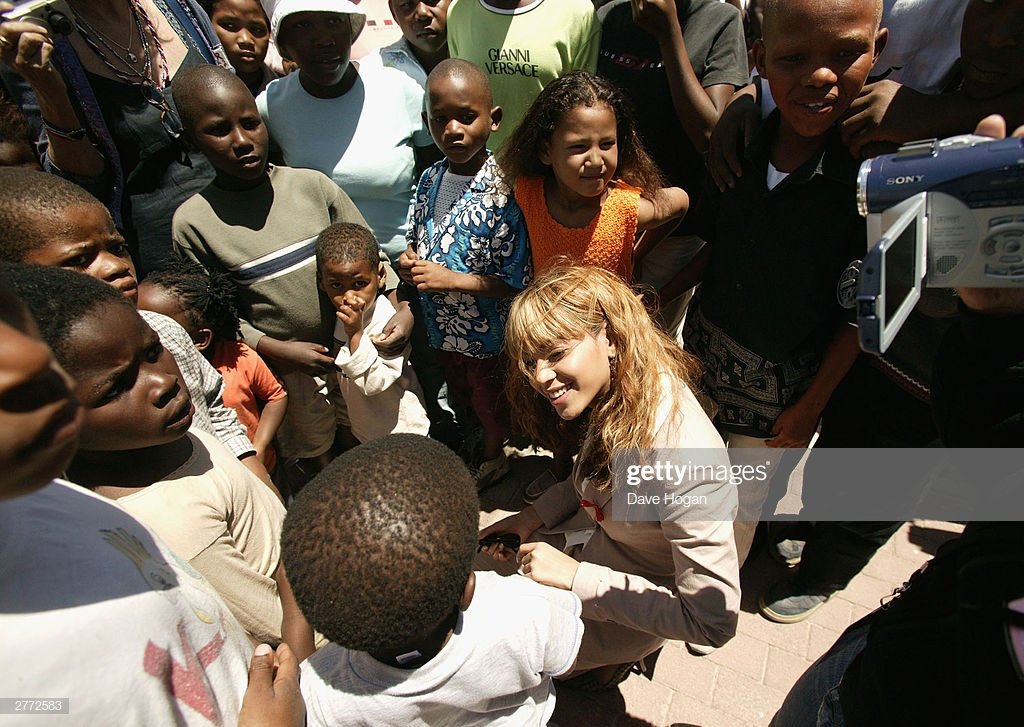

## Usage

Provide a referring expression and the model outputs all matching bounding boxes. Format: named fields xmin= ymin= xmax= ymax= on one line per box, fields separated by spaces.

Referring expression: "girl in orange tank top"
xmin=499 ymin=71 xmax=689 ymax=283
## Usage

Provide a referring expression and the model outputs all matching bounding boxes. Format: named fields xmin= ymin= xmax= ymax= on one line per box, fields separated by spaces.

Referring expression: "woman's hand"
xmin=0 ymin=4 xmax=61 ymax=89
xmin=0 ymin=1 xmax=105 ymax=176
xmin=478 ymin=506 xmax=543 ymax=562
xmin=517 ymin=542 xmax=580 ymax=591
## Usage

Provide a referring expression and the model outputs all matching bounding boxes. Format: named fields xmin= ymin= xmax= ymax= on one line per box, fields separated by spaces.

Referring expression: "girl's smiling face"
xmin=541 ymin=103 xmax=619 ymax=202
xmin=527 ymin=326 xmax=616 ymax=421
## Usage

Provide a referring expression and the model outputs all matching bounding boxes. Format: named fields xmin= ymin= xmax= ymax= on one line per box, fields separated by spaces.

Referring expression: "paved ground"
xmin=478 ymin=451 xmax=965 ymax=727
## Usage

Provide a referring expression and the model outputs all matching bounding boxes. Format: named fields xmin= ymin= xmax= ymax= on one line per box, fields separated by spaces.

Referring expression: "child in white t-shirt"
xmin=317 ymin=223 xmax=430 ymax=445
xmin=282 ymin=434 xmax=584 ymax=726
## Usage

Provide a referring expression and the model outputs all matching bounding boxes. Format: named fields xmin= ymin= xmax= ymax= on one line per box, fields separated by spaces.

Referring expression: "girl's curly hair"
xmin=498 ymin=70 xmax=665 ymax=199
xmin=504 ymin=264 xmax=703 ymax=489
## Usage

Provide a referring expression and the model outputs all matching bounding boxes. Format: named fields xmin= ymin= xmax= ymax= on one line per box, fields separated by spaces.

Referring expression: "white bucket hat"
xmin=264 ymin=0 xmax=367 ymax=46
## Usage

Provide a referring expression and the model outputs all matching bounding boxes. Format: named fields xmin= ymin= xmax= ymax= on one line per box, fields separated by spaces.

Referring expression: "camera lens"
xmin=857 ymin=160 xmax=872 ymax=218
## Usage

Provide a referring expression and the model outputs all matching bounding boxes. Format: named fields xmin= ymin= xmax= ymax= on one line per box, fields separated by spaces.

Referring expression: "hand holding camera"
xmin=0 ymin=1 xmax=72 ymax=88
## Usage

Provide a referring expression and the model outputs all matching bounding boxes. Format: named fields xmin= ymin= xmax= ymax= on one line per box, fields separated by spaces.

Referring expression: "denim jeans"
xmin=770 ymin=618 xmax=872 ymax=727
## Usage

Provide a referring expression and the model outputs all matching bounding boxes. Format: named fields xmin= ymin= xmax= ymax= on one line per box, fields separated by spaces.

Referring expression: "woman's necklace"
xmin=73 ymin=5 xmax=138 ymax=64
xmin=72 ymin=0 xmax=183 ymax=138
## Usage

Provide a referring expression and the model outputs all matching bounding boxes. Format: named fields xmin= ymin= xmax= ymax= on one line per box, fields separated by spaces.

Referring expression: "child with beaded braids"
xmin=140 ymin=258 xmax=288 ymax=474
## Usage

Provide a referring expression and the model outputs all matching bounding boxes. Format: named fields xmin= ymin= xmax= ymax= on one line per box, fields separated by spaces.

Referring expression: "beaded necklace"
xmin=72 ymin=0 xmax=182 ymax=138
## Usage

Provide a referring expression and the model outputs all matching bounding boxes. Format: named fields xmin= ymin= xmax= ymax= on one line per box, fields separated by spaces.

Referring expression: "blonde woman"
xmin=480 ymin=264 xmax=740 ymax=690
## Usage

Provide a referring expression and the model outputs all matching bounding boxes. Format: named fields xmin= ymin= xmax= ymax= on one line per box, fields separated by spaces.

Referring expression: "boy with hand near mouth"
xmin=170 ymin=64 xmax=412 ymax=480
xmin=317 ymin=222 xmax=429 ymax=446
xmin=683 ymin=0 xmax=887 ymax=563
xmin=398 ymin=59 xmax=531 ymax=489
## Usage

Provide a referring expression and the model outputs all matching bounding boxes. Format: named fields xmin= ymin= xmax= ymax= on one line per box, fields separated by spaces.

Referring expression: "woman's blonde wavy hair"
xmin=505 ymin=265 xmax=704 ymax=489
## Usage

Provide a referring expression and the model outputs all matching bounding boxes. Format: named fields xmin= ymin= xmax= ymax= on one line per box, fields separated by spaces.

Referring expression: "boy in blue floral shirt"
xmin=398 ymin=59 xmax=531 ymax=489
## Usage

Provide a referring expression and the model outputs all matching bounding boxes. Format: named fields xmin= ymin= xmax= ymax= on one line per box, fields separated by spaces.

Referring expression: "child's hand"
xmin=237 ymin=643 xmax=305 ymax=727
xmin=257 ymin=338 xmax=333 ymax=376
xmin=840 ymin=80 xmax=938 ymax=159
xmin=766 ymin=400 xmax=821 ymax=449
xmin=372 ymin=298 xmax=413 ymax=356
xmin=631 ymin=0 xmax=680 ymax=39
xmin=336 ymin=291 xmax=365 ymax=337
xmin=410 ymin=259 xmax=456 ymax=292
xmin=478 ymin=507 xmax=544 ymax=562
xmin=708 ymin=86 xmax=760 ymax=190
xmin=397 ymin=245 xmax=419 ymax=286
xmin=517 ymin=542 xmax=580 ymax=591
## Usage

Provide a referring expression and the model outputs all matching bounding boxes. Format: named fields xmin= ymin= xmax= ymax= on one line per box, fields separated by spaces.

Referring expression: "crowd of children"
xmin=2 ymin=0 xmax=1023 ymax=723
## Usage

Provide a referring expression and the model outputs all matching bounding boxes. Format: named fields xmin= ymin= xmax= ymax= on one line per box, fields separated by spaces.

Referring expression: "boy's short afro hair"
xmin=0 ymin=262 xmax=129 ymax=371
xmin=426 ymin=58 xmax=493 ymax=106
xmin=281 ymin=434 xmax=480 ymax=652
xmin=0 ymin=169 xmax=103 ymax=263
xmin=314 ymin=222 xmax=380 ymax=275
xmin=172 ymin=63 xmax=253 ymax=136
xmin=144 ymin=258 xmax=242 ymax=342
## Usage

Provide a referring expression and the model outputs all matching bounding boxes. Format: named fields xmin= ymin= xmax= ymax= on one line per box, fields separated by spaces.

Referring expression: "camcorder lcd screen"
xmin=857 ymin=193 xmax=926 ymax=354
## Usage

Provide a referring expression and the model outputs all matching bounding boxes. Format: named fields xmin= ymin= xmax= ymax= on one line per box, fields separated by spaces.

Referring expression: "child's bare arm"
xmin=766 ymin=325 xmax=860 ymax=449
xmin=275 ymin=563 xmax=316 ymax=663
xmin=632 ymin=0 xmax=736 ymax=152
xmin=410 ymin=259 xmax=518 ymax=298
xmin=654 ymin=243 xmax=712 ymax=302
xmin=637 ymin=187 xmax=689 ymax=232
xmin=708 ymin=83 xmax=760 ymax=190
xmin=372 ymin=292 xmax=414 ymax=356
xmin=252 ymin=396 xmax=287 ymax=464
xmin=256 ymin=337 xmax=334 ymax=376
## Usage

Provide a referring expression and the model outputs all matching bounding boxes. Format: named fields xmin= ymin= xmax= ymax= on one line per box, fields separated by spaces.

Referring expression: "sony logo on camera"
xmin=885 ymin=175 xmax=926 ymax=185
xmin=858 ymin=134 xmax=1024 ymax=288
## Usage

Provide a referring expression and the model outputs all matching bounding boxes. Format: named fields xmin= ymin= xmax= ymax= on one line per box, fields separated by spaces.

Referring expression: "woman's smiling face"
xmin=527 ymin=326 xmax=616 ymax=421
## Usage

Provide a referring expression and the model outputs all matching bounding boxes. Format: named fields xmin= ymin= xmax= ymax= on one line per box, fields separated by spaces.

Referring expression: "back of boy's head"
xmin=0 ymin=262 xmax=128 ymax=372
xmin=315 ymin=222 xmax=379 ymax=276
xmin=143 ymin=258 xmax=241 ymax=342
xmin=0 ymin=169 xmax=104 ymax=263
xmin=281 ymin=434 xmax=479 ymax=652
xmin=172 ymin=64 xmax=253 ymax=136
xmin=426 ymin=58 xmax=493 ymax=106
xmin=499 ymin=70 xmax=663 ymax=194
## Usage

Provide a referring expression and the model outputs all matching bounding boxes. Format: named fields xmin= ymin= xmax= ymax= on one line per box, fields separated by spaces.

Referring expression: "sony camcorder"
xmin=856 ymin=133 xmax=1024 ymax=353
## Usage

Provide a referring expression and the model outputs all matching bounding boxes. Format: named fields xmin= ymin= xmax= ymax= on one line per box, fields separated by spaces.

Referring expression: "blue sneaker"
xmin=759 ymin=577 xmax=831 ymax=623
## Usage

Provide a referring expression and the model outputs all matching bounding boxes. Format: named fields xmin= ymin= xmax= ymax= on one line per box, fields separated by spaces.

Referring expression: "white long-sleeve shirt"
xmin=333 ymin=294 xmax=430 ymax=443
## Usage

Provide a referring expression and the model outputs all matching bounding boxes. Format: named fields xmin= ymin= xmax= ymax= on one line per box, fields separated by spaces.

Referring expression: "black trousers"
xmin=793 ymin=359 xmax=938 ymax=594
